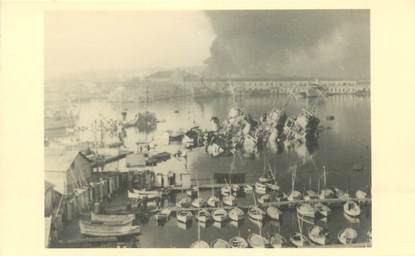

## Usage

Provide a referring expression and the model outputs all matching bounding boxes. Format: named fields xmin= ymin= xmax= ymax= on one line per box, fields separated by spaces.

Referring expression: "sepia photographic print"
xmin=44 ymin=10 xmax=371 ymax=248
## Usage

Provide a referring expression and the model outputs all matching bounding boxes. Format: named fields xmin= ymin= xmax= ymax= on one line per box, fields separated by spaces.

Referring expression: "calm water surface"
xmin=50 ymin=95 xmax=371 ymax=247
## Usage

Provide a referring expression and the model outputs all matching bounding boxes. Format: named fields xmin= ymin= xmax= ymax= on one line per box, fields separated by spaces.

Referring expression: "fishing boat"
xmin=343 ymin=201 xmax=361 ymax=217
xmin=270 ymin=234 xmax=286 ymax=248
xmin=338 ymin=227 xmax=358 ymax=245
xmin=314 ymin=203 xmax=331 ymax=217
xmin=176 ymin=197 xmax=192 ymax=208
xmin=79 ymin=220 xmax=140 ymax=237
xmin=176 ymin=210 xmax=193 ymax=223
xmin=90 ymin=213 xmax=135 ymax=226
xmin=304 ymin=190 xmax=319 ymax=201
xmin=212 ymin=208 xmax=228 ymax=222
xmin=296 ymin=203 xmax=316 ymax=218
xmin=243 ymin=184 xmax=253 ymax=193
xmin=207 ymin=196 xmax=220 ymax=208
xmin=308 ymin=225 xmax=328 ymax=245
xmin=248 ymin=206 xmax=265 ymax=221
xmin=223 ymin=195 xmax=237 ymax=206
xmin=247 ymin=233 xmax=269 ymax=248
xmin=266 ymin=206 xmax=282 ymax=220
xmin=211 ymin=238 xmax=231 ymax=248
xmin=258 ymin=193 xmax=271 ymax=205
xmin=190 ymin=240 xmax=210 ymax=248
xmin=255 ymin=182 xmax=268 ymax=194
xmin=289 ymin=232 xmax=309 ymax=247
xmin=228 ymin=207 xmax=244 ymax=221
xmin=195 ymin=209 xmax=211 ymax=223
xmin=229 ymin=236 xmax=248 ymax=248
xmin=192 ymin=197 xmax=206 ymax=208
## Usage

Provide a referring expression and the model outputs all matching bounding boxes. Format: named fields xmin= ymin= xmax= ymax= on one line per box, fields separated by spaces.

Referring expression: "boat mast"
xmin=323 ymin=165 xmax=327 ymax=187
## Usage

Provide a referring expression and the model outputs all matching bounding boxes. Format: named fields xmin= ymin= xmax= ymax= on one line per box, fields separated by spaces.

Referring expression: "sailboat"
xmin=228 ymin=207 xmax=244 ymax=222
xmin=176 ymin=210 xmax=193 ymax=223
xmin=338 ymin=227 xmax=358 ymax=245
xmin=211 ymin=238 xmax=231 ymax=248
xmin=229 ymin=236 xmax=248 ymax=248
xmin=266 ymin=206 xmax=282 ymax=220
xmin=247 ymin=233 xmax=269 ymax=248
xmin=287 ymin=165 xmax=302 ymax=202
xmin=319 ymin=166 xmax=335 ymax=199
xmin=296 ymin=203 xmax=316 ymax=218
xmin=308 ymin=225 xmax=329 ymax=245
xmin=343 ymin=200 xmax=361 ymax=217
xmin=207 ymin=177 xmax=220 ymax=208
xmin=266 ymin=164 xmax=280 ymax=191
xmin=223 ymin=154 xmax=238 ymax=206
xmin=212 ymin=208 xmax=228 ymax=223
xmin=270 ymin=233 xmax=287 ymax=248
xmin=248 ymin=192 xmax=265 ymax=222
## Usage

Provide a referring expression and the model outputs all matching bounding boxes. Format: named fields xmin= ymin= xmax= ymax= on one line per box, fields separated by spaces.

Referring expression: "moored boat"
xmin=308 ymin=225 xmax=328 ymax=245
xmin=314 ymin=203 xmax=331 ymax=217
xmin=128 ymin=189 xmax=161 ymax=200
xmin=258 ymin=175 xmax=272 ymax=183
xmin=221 ymin=185 xmax=232 ymax=196
xmin=228 ymin=207 xmax=244 ymax=221
xmin=231 ymin=184 xmax=241 ymax=196
xmin=255 ymin=182 xmax=268 ymax=194
xmin=338 ymin=227 xmax=358 ymax=245
xmin=90 ymin=213 xmax=135 ymax=226
xmin=266 ymin=206 xmax=282 ymax=220
xmin=287 ymin=190 xmax=302 ymax=202
xmin=223 ymin=195 xmax=237 ymax=206
xmin=229 ymin=236 xmax=248 ymax=248
xmin=297 ymin=203 xmax=316 ymax=218
xmin=266 ymin=182 xmax=280 ymax=191
xmin=176 ymin=197 xmax=192 ymax=208
xmin=195 ymin=209 xmax=211 ymax=223
xmin=247 ymin=233 xmax=269 ymax=248
xmin=192 ymin=197 xmax=206 ymax=208
xmin=258 ymin=193 xmax=271 ymax=205
xmin=289 ymin=232 xmax=309 ymax=247
xmin=304 ymin=190 xmax=318 ymax=201
xmin=270 ymin=234 xmax=286 ymax=248
xmin=248 ymin=206 xmax=265 ymax=221
xmin=343 ymin=200 xmax=361 ymax=217
xmin=190 ymin=240 xmax=210 ymax=248
xmin=334 ymin=187 xmax=350 ymax=200
xmin=319 ymin=188 xmax=335 ymax=199
xmin=211 ymin=238 xmax=231 ymax=248
xmin=79 ymin=220 xmax=140 ymax=237
xmin=177 ymin=210 xmax=193 ymax=223
xmin=155 ymin=208 xmax=172 ymax=221
xmin=186 ymin=186 xmax=199 ymax=198
xmin=206 ymin=196 xmax=220 ymax=208
xmin=243 ymin=184 xmax=253 ymax=193
xmin=212 ymin=208 xmax=228 ymax=222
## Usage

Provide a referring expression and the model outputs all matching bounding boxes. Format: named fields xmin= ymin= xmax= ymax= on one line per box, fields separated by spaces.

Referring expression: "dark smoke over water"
xmin=204 ymin=10 xmax=370 ymax=80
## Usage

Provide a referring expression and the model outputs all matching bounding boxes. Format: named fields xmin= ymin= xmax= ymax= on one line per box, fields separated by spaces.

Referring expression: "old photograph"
xmin=44 ymin=10 xmax=371 ymax=248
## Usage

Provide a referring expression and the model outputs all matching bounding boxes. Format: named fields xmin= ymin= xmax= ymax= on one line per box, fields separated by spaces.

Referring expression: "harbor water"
xmin=48 ymin=94 xmax=371 ymax=247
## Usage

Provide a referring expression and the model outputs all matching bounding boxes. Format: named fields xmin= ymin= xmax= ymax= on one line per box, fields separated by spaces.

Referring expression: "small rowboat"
xmin=314 ymin=203 xmax=331 ymax=217
xmin=90 ymin=213 xmax=135 ymax=226
xmin=296 ymin=203 xmax=316 ymax=218
xmin=176 ymin=197 xmax=192 ymax=208
xmin=304 ymin=190 xmax=318 ymax=201
xmin=255 ymin=182 xmax=268 ymax=194
xmin=192 ymin=197 xmax=206 ymax=208
xmin=176 ymin=210 xmax=193 ymax=223
xmin=344 ymin=201 xmax=361 ymax=217
xmin=79 ymin=220 xmax=140 ymax=237
xmin=228 ymin=207 xmax=244 ymax=221
xmin=211 ymin=238 xmax=231 ymax=248
xmin=229 ymin=236 xmax=248 ymax=248
xmin=221 ymin=185 xmax=232 ymax=196
xmin=212 ymin=208 xmax=228 ymax=222
xmin=266 ymin=206 xmax=282 ymax=220
xmin=289 ymin=232 xmax=309 ymax=247
xmin=206 ymin=196 xmax=220 ymax=207
xmin=319 ymin=188 xmax=335 ymax=199
xmin=223 ymin=195 xmax=237 ymax=206
xmin=248 ymin=233 xmax=269 ymax=248
xmin=190 ymin=240 xmax=210 ymax=248
xmin=270 ymin=234 xmax=287 ymax=248
xmin=195 ymin=209 xmax=211 ymax=223
xmin=258 ymin=193 xmax=271 ymax=205
xmin=248 ymin=206 xmax=265 ymax=221
xmin=287 ymin=190 xmax=302 ymax=201
xmin=308 ymin=225 xmax=328 ymax=245
xmin=338 ymin=227 xmax=358 ymax=245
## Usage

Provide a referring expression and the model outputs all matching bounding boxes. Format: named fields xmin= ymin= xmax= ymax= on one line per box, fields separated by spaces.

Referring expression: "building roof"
xmin=45 ymin=172 xmax=66 ymax=194
xmin=45 ymin=148 xmax=80 ymax=172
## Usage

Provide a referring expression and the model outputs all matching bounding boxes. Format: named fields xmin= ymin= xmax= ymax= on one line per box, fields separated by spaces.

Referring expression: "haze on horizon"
xmin=45 ymin=10 xmax=370 ymax=81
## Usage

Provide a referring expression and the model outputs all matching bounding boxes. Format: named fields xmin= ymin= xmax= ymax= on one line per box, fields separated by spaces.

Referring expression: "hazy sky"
xmin=45 ymin=10 xmax=369 ymax=80
xmin=45 ymin=11 xmax=215 ymax=79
